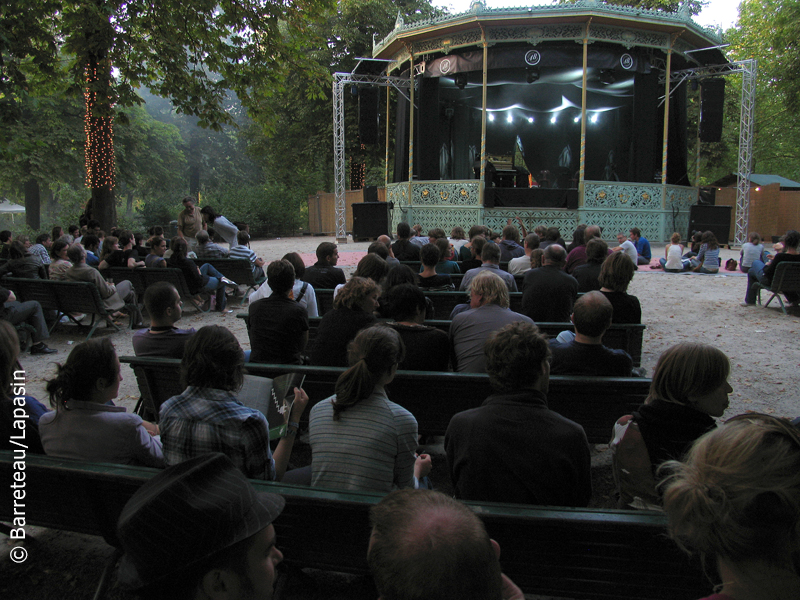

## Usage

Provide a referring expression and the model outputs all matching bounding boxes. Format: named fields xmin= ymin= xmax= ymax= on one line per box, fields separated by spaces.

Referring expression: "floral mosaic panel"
xmin=580 ymin=210 xmax=665 ymax=242
xmin=665 ymin=185 xmax=698 ymax=210
xmin=411 ymin=182 xmax=481 ymax=206
xmin=484 ymin=209 xmax=577 ymax=235
xmin=590 ymin=25 xmax=669 ymax=50
xmin=408 ymin=207 xmax=483 ymax=233
xmin=583 ymin=182 xmax=664 ymax=210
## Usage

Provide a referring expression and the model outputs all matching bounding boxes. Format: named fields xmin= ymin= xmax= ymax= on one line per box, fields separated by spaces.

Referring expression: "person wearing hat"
xmin=117 ymin=453 xmax=286 ymax=600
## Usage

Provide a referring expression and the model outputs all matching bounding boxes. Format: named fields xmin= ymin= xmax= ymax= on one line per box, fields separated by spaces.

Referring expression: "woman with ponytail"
xmin=308 ymin=325 xmax=431 ymax=492
xmin=38 ymin=338 xmax=164 ymax=467
xmin=662 ymin=414 xmax=800 ymax=599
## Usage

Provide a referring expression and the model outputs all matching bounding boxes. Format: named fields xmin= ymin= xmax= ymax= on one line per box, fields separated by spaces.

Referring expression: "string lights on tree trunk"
xmin=83 ymin=60 xmax=115 ymax=190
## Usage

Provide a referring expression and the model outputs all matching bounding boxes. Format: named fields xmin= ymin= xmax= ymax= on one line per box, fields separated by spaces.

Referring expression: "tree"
xmin=2 ymin=0 xmax=337 ymax=230
xmin=560 ymin=0 xmax=705 ymax=14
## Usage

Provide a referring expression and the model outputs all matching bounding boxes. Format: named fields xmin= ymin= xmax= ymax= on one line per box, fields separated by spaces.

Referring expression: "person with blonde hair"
xmin=611 ymin=343 xmax=732 ymax=508
xmin=310 ymin=276 xmax=379 ymax=367
xmin=450 ymin=270 xmax=533 ymax=372
xmin=662 ymin=413 xmax=800 ymax=599
xmin=309 ymin=325 xmax=431 ymax=492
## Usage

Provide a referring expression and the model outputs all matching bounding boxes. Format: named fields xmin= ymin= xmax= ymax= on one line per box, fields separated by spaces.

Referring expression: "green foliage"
xmin=558 ymin=0 xmax=705 ymax=14
xmin=204 ymin=182 xmax=307 ymax=237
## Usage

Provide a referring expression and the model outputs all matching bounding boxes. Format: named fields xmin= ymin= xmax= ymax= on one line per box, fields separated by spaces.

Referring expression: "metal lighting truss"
xmin=666 ymin=60 xmax=758 ymax=246
xmin=332 ymin=72 xmax=413 ymax=242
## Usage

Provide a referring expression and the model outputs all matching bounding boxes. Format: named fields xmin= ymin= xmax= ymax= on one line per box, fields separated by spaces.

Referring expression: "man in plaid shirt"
xmin=194 ymin=229 xmax=229 ymax=259
xmin=159 ymin=325 xmax=308 ymax=481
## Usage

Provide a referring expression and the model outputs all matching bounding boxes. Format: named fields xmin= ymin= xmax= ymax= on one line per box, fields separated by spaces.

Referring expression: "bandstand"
xmin=334 ymin=1 xmax=755 ymax=243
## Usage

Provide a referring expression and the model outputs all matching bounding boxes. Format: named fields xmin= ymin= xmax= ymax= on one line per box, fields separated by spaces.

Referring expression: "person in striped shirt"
xmin=228 ymin=230 xmax=265 ymax=279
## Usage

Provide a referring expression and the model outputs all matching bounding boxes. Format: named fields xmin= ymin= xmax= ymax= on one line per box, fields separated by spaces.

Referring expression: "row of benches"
xmin=0 ymin=452 xmax=710 ymax=599
xmin=120 ymin=356 xmax=651 ymax=444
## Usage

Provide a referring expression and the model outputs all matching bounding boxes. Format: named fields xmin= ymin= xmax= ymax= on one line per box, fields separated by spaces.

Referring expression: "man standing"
xmin=549 ymin=291 xmax=633 ymax=376
xmin=368 ymin=489 xmax=524 ymax=600
xmin=451 ymin=271 xmax=532 ymax=372
xmin=459 ymin=242 xmax=518 ymax=292
xmin=507 ymin=233 xmax=540 ymax=275
xmin=629 ymin=227 xmax=651 ymax=265
xmin=229 ymin=230 xmax=265 ymax=279
xmin=302 ymin=242 xmax=346 ymax=289
xmin=116 ymin=453 xmax=288 ymax=600
xmin=520 ymin=244 xmax=578 ymax=322
xmin=177 ymin=195 xmax=205 ymax=252
xmin=132 ymin=282 xmax=196 ymax=358
xmin=446 ymin=321 xmax=592 ymax=507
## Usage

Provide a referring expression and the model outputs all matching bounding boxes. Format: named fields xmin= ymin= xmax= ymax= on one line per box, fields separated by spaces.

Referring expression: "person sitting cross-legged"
xmin=549 ymin=290 xmax=634 ymax=376
xmin=159 ymin=325 xmax=309 ymax=481
xmin=248 ymin=259 xmax=309 ymax=365
xmin=446 ymin=321 xmax=592 ymax=506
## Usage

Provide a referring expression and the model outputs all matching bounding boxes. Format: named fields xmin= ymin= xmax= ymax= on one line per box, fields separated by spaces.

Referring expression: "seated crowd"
xmin=4 ymin=218 xmax=800 ymax=600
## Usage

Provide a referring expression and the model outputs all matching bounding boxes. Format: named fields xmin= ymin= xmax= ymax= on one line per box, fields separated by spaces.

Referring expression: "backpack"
xmin=610 ymin=415 xmax=662 ymax=510
xmin=725 ymin=258 xmax=738 ymax=271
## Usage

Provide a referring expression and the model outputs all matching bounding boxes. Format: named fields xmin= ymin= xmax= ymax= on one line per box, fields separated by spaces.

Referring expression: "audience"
xmin=309 ymin=324 xmax=431 ymax=492
xmin=451 ymin=270 xmax=533 ymax=373
xmin=132 ymin=282 xmax=196 ymax=358
xmin=116 ymin=453 xmax=288 ymax=600
xmin=159 ymin=325 xmax=308 ymax=481
xmin=629 ymin=227 xmax=652 ymax=265
xmin=167 ymin=237 xmax=229 ymax=312
xmin=199 ymin=205 xmax=239 ymax=248
xmin=39 ymin=338 xmax=163 ymax=466
xmin=99 ymin=230 xmax=145 ymax=269
xmin=310 ymin=276 xmax=378 ymax=367
xmin=498 ymin=224 xmax=524 ymax=262
xmin=194 ymin=229 xmax=229 ymax=258
xmin=611 ymin=343 xmax=731 ymax=509
xmin=520 ymin=244 xmax=578 ymax=323
xmin=564 ymin=225 xmax=604 ymax=274
xmin=249 ymin=251 xmax=318 ymax=317
xmin=302 ymin=241 xmax=347 ymax=289
xmin=549 ymin=291 xmax=633 ymax=376
xmin=229 ymin=230 xmax=265 ymax=279
xmin=572 ymin=237 xmax=608 ymax=292
xmin=144 ymin=236 xmax=167 ymax=268
xmin=392 ymin=222 xmax=421 ymax=261
xmin=368 ymin=489 xmax=524 ymax=600
xmin=28 ymin=233 xmax=52 ymax=267
xmin=690 ymin=230 xmax=721 ymax=274
xmin=433 ymin=236 xmax=460 ymax=273
xmin=507 ymin=232 xmax=540 ymax=275
xmin=48 ymin=239 xmax=72 ymax=280
xmin=612 ymin=231 xmax=639 ymax=267
xmin=248 ymin=259 xmax=309 ymax=365
xmin=599 ymin=250 xmax=642 ymax=324
xmin=446 ymin=321 xmax=592 ymax=506
xmin=81 ymin=234 xmax=101 ymax=266
xmin=418 ymin=243 xmax=454 ymax=290
xmin=743 ymin=229 xmax=800 ymax=306
xmin=662 ymin=414 xmax=800 ymax=599
xmin=385 ymin=283 xmax=450 ymax=371
xmin=0 ymin=240 xmax=47 ymax=279
xmin=459 ymin=242 xmax=518 ymax=292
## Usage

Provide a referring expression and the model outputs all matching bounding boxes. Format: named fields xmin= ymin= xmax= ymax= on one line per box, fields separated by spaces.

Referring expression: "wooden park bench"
xmin=0 ymin=452 xmax=711 ymax=600
xmin=194 ymin=257 xmax=266 ymax=298
xmin=137 ymin=267 xmax=211 ymax=313
xmin=119 ymin=356 xmax=651 ymax=444
xmin=3 ymin=277 xmax=126 ymax=339
xmin=751 ymin=261 xmax=800 ymax=314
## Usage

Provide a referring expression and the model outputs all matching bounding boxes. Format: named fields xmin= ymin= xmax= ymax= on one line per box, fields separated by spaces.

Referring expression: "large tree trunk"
xmin=24 ymin=179 xmax=41 ymax=230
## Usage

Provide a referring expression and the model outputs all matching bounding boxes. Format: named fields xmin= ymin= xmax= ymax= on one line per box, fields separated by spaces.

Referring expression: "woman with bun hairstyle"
xmin=38 ymin=338 xmax=164 ymax=467
xmin=662 ymin=413 xmax=800 ymax=599
xmin=309 ymin=325 xmax=431 ymax=493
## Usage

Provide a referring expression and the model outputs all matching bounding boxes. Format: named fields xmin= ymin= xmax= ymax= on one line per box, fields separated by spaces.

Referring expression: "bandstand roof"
xmin=712 ymin=174 xmax=800 ymax=191
xmin=373 ymin=1 xmax=728 ymax=71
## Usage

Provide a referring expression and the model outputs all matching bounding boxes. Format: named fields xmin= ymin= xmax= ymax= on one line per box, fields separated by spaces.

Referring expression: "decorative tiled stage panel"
xmin=387 ymin=180 xmax=698 ymax=243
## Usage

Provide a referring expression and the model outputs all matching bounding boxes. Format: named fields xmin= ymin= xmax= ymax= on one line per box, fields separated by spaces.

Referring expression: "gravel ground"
xmin=4 ymin=235 xmax=799 ymax=599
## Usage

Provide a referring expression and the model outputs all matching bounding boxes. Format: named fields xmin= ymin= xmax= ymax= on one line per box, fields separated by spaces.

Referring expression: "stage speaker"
xmin=689 ymin=204 xmax=731 ymax=244
xmin=358 ymin=87 xmax=379 ymax=145
xmin=363 ymin=185 xmax=378 ymax=203
xmin=700 ymin=78 xmax=725 ymax=143
xmin=353 ymin=202 xmax=389 ymax=240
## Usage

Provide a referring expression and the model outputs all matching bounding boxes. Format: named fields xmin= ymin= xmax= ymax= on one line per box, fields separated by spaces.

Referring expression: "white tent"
xmin=0 ymin=199 xmax=25 ymax=224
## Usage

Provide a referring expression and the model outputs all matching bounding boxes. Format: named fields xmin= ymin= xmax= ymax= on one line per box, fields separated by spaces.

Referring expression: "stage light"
xmin=590 ymin=113 xmax=599 ymax=124
xmin=527 ymin=117 xmax=534 ymax=124
xmin=599 ymin=70 xmax=616 ymax=85
xmin=755 ymin=187 xmax=761 ymax=191
xmin=550 ymin=114 xmax=557 ymax=124
xmin=573 ymin=115 xmax=580 ymax=123
xmin=507 ymin=113 xmax=513 ymax=123
xmin=455 ymin=73 xmax=468 ymax=89
xmin=526 ymin=68 xmax=540 ymax=84
xmin=350 ymin=86 xmax=359 ymax=97
xmin=488 ymin=113 xmax=495 ymax=122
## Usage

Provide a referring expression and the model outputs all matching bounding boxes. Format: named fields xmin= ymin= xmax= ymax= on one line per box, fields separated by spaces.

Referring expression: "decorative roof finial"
xmin=394 ymin=10 xmax=404 ymax=30
xmin=470 ymin=0 xmax=485 ymax=13
xmin=679 ymin=1 xmax=692 ymax=19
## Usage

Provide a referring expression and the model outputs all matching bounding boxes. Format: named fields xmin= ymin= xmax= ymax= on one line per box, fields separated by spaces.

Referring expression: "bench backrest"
xmin=0 ymin=452 xmax=710 ymax=599
xmin=119 ymin=356 xmax=650 ymax=443
xmin=99 ymin=267 xmax=147 ymax=295
xmin=139 ymin=267 xmax=195 ymax=298
xmin=195 ymin=258 xmax=263 ymax=287
xmin=4 ymin=277 xmax=109 ymax=316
